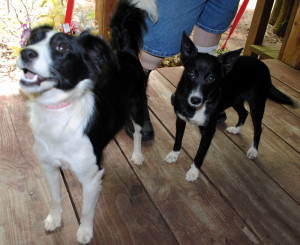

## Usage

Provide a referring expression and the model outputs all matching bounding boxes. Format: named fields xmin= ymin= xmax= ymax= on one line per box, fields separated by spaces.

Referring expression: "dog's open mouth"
xmin=20 ymin=69 xmax=52 ymax=86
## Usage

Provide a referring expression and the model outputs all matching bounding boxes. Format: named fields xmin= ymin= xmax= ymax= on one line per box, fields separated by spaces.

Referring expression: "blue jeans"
xmin=143 ymin=0 xmax=240 ymax=57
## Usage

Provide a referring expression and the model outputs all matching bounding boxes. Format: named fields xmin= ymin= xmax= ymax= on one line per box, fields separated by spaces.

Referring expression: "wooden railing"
xmin=244 ymin=0 xmax=300 ymax=69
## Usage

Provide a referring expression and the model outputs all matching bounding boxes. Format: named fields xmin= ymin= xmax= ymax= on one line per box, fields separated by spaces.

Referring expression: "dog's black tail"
xmin=110 ymin=0 xmax=158 ymax=57
xmin=269 ymin=85 xmax=295 ymax=107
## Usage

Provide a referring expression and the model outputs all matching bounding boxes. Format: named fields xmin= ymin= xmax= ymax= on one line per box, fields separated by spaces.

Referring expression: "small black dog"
xmin=165 ymin=33 xmax=294 ymax=182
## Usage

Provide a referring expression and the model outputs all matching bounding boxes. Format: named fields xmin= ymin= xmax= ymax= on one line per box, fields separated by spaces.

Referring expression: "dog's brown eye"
xmin=187 ymin=70 xmax=196 ymax=79
xmin=55 ymin=43 xmax=69 ymax=54
xmin=208 ymin=74 xmax=216 ymax=82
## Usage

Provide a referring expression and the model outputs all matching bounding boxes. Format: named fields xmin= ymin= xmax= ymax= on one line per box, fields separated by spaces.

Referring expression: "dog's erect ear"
xmin=218 ymin=48 xmax=243 ymax=75
xmin=181 ymin=32 xmax=198 ymax=65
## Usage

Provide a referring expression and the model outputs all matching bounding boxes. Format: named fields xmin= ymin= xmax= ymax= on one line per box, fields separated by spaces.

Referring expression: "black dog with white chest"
xmin=17 ymin=0 xmax=158 ymax=243
xmin=165 ymin=33 xmax=294 ymax=182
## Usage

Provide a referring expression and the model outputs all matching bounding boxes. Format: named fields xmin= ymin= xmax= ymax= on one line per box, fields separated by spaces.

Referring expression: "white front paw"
xmin=185 ymin=164 xmax=199 ymax=182
xmin=164 ymin=151 xmax=180 ymax=163
xmin=44 ymin=213 xmax=62 ymax=231
xmin=226 ymin=126 xmax=241 ymax=134
xmin=77 ymin=225 xmax=93 ymax=244
xmin=247 ymin=146 xmax=258 ymax=159
xmin=131 ymin=153 xmax=144 ymax=165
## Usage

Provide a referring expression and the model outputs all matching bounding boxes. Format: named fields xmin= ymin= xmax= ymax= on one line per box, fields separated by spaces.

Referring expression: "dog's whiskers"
xmin=50 ymin=67 xmax=71 ymax=87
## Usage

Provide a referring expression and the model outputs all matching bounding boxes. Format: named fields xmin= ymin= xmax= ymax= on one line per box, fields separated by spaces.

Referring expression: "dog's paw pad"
xmin=226 ymin=126 xmax=240 ymax=134
xmin=164 ymin=151 xmax=180 ymax=163
xmin=77 ymin=226 xmax=93 ymax=244
xmin=185 ymin=164 xmax=199 ymax=182
xmin=44 ymin=213 xmax=61 ymax=231
xmin=131 ymin=153 xmax=144 ymax=165
xmin=247 ymin=146 xmax=258 ymax=159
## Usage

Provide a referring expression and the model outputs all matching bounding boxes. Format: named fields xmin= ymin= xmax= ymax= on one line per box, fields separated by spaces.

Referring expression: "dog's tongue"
xmin=24 ymin=71 xmax=37 ymax=79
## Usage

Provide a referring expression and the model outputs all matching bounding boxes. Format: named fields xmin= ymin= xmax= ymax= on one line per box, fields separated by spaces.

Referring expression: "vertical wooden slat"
xmin=95 ymin=0 xmax=118 ymax=40
xmin=95 ymin=0 xmax=104 ymax=36
xmin=278 ymin=0 xmax=300 ymax=69
xmin=243 ymin=0 xmax=274 ymax=56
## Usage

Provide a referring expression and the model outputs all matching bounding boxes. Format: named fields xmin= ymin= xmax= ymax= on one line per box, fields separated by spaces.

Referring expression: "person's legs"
xmin=192 ymin=26 xmax=220 ymax=55
xmin=139 ymin=25 xmax=222 ymax=71
xmin=140 ymin=0 xmax=206 ymax=69
xmin=193 ymin=26 xmax=221 ymax=47
xmin=140 ymin=51 xmax=163 ymax=71
xmin=143 ymin=0 xmax=206 ymax=58
xmin=194 ymin=0 xmax=240 ymax=54
xmin=141 ymin=0 xmax=240 ymax=66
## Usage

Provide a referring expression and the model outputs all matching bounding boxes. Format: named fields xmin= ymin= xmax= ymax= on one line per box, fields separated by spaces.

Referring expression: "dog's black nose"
xmin=21 ymin=48 xmax=38 ymax=62
xmin=190 ymin=96 xmax=202 ymax=105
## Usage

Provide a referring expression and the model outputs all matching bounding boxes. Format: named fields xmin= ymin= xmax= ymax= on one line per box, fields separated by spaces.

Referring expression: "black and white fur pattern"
xmin=17 ymin=0 xmax=158 ymax=243
xmin=165 ymin=33 xmax=294 ymax=182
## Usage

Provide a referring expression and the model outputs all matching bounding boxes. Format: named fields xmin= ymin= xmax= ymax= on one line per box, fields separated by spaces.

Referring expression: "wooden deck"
xmin=1 ymin=59 xmax=300 ymax=244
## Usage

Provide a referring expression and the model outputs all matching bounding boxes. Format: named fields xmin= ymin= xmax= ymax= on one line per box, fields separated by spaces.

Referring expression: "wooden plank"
xmin=62 ymin=140 xmax=178 ymax=245
xmin=1 ymin=95 xmax=79 ymax=244
xmin=250 ymin=44 xmax=279 ymax=59
xmin=243 ymin=0 xmax=274 ymax=57
xmin=151 ymin=69 xmax=300 ymax=244
xmin=278 ymin=0 xmax=300 ymax=69
xmin=263 ymin=59 xmax=300 ymax=93
xmin=271 ymin=77 xmax=300 ymax=117
xmin=116 ymin=125 xmax=260 ymax=244
xmin=263 ymin=99 xmax=300 ymax=152
xmin=158 ymin=66 xmax=184 ymax=86
xmin=220 ymin=106 xmax=300 ymax=202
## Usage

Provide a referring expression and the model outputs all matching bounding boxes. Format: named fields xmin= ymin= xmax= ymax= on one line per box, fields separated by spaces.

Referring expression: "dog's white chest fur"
xmin=177 ymin=103 xmax=207 ymax=126
xmin=28 ymin=85 xmax=95 ymax=169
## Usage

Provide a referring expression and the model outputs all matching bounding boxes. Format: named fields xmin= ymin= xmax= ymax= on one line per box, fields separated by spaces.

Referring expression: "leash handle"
xmin=63 ymin=0 xmax=75 ymax=33
xmin=219 ymin=0 xmax=249 ymax=54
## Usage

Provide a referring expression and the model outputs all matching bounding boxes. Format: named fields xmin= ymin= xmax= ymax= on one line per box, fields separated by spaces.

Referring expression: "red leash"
xmin=219 ymin=0 xmax=249 ymax=53
xmin=62 ymin=0 xmax=75 ymax=33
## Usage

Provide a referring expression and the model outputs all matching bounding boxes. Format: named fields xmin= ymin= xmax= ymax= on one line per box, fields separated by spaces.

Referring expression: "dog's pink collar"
xmin=44 ymin=101 xmax=72 ymax=109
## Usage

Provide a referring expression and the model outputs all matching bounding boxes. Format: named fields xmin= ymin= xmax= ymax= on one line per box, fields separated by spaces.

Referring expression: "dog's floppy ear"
xmin=26 ymin=25 xmax=53 ymax=46
xmin=181 ymin=32 xmax=198 ymax=65
xmin=218 ymin=48 xmax=243 ymax=75
xmin=78 ymin=31 xmax=116 ymax=76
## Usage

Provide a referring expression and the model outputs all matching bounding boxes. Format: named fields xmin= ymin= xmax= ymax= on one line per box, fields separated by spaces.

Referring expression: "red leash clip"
xmin=63 ymin=0 xmax=75 ymax=33
xmin=218 ymin=0 xmax=249 ymax=55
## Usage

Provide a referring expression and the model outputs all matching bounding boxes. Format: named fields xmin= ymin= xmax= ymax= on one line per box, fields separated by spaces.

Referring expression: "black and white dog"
xmin=17 ymin=0 xmax=158 ymax=243
xmin=165 ymin=33 xmax=294 ymax=182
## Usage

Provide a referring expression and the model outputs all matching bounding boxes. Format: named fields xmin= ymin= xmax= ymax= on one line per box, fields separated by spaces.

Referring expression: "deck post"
xmin=278 ymin=0 xmax=300 ymax=69
xmin=95 ymin=0 xmax=118 ymax=40
xmin=243 ymin=0 xmax=274 ymax=57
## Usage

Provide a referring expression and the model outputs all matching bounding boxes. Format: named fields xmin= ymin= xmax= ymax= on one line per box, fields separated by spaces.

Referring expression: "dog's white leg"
xmin=247 ymin=143 xmax=258 ymax=159
xmin=186 ymin=163 xmax=200 ymax=182
xmin=226 ymin=125 xmax=242 ymax=134
xmin=41 ymin=163 xmax=63 ymax=231
xmin=131 ymin=122 xmax=144 ymax=165
xmin=76 ymin=168 xmax=104 ymax=244
xmin=164 ymin=151 xmax=180 ymax=163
